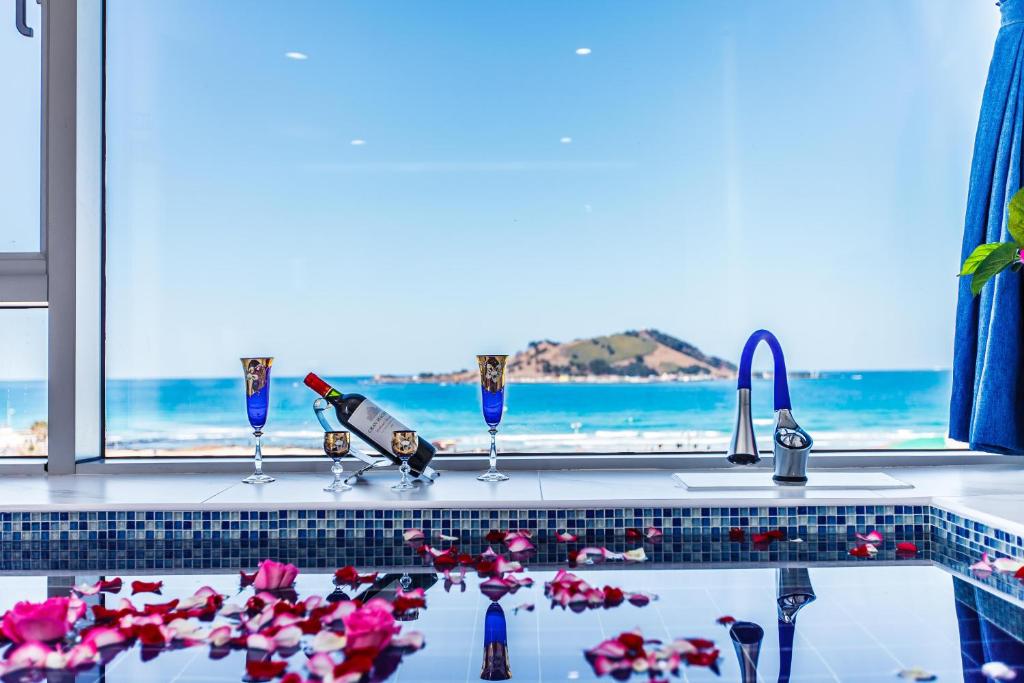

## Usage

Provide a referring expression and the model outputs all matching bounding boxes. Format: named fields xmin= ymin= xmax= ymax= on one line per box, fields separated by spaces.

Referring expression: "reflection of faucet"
xmin=727 ymin=330 xmax=813 ymax=485
xmin=728 ymin=621 xmax=764 ymax=683
xmin=776 ymin=568 xmax=816 ymax=683
xmin=776 ymin=567 xmax=816 ymax=624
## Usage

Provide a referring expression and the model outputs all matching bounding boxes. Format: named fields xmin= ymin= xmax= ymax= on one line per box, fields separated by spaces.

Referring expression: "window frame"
xmin=5 ymin=0 xmax=999 ymax=475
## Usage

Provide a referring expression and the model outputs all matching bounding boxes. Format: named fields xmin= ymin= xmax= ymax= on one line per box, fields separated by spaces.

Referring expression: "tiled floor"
xmin=1 ymin=564 xmax=1019 ymax=682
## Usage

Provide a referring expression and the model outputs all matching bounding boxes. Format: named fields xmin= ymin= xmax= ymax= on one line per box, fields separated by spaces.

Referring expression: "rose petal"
xmin=849 ymin=543 xmax=878 ymax=558
xmin=981 ymin=661 xmax=1017 ymax=681
xmin=556 ymin=531 xmax=578 ymax=542
xmin=728 ymin=528 xmax=745 ymax=542
xmin=391 ymin=630 xmax=426 ymax=651
xmin=513 ymin=603 xmax=535 ymax=614
xmin=645 ymin=526 xmax=663 ymax=540
xmin=6 ymin=642 xmax=53 ymax=671
xmin=506 ymin=536 xmax=535 ymax=553
xmin=993 ymin=557 xmax=1024 ymax=575
xmin=970 ymin=560 xmax=994 ymax=577
xmin=716 ymin=615 xmax=736 ymax=626
xmin=246 ymin=659 xmax=288 ymax=680
xmin=623 ymin=547 xmax=648 ymax=562
xmin=402 ymin=528 xmax=424 ymax=542
xmin=856 ymin=530 xmax=884 ymax=544
xmin=898 ymin=667 xmax=938 ymax=681
xmin=311 ymin=630 xmax=346 ymax=653
xmin=627 ymin=593 xmax=653 ymax=607
xmin=130 ymin=580 xmax=163 ymax=595
xmin=896 ymin=542 xmax=919 ymax=555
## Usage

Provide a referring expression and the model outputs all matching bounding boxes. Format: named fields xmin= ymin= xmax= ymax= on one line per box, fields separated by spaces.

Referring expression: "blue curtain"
xmin=951 ymin=0 xmax=1024 ymax=454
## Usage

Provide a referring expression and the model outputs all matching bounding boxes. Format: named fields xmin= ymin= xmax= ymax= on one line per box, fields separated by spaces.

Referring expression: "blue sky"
xmin=2 ymin=1 xmax=1002 ymax=380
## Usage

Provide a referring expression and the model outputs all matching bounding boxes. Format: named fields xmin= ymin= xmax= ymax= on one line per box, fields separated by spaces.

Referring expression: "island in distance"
xmin=376 ymin=329 xmax=739 ymax=384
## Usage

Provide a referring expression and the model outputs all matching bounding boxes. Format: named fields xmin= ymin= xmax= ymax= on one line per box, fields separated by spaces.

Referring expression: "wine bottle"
xmin=304 ymin=373 xmax=437 ymax=477
xmin=480 ymin=602 xmax=511 ymax=680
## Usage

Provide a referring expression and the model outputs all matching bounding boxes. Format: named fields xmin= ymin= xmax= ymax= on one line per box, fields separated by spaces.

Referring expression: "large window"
xmin=0 ymin=0 xmax=42 ymax=252
xmin=104 ymin=2 xmax=996 ymax=456
xmin=0 ymin=309 xmax=47 ymax=456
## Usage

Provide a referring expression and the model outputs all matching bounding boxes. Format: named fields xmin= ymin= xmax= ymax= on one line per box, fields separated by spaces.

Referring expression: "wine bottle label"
xmin=348 ymin=398 xmax=412 ymax=454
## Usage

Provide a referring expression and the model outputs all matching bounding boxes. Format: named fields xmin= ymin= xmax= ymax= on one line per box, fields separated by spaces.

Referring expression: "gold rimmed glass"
xmin=241 ymin=357 xmax=275 ymax=484
xmin=323 ymin=431 xmax=352 ymax=492
xmin=476 ymin=354 xmax=510 ymax=482
xmin=391 ymin=430 xmax=417 ymax=492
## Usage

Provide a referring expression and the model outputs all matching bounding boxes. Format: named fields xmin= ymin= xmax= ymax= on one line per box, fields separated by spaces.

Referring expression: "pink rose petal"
xmin=855 ymin=530 xmax=883 ymax=544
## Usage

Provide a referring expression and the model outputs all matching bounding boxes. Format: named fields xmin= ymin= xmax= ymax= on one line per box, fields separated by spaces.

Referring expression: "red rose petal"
xmin=99 ymin=577 xmax=123 ymax=593
xmin=246 ymin=659 xmax=288 ymax=680
xmin=728 ymin=527 xmax=745 ymax=542
xmin=625 ymin=528 xmax=643 ymax=540
xmin=849 ymin=544 xmax=874 ymax=558
xmin=602 ymin=586 xmax=625 ymax=607
xmin=686 ymin=648 xmax=720 ymax=667
xmin=896 ymin=542 xmax=919 ymax=555
xmin=131 ymin=580 xmax=163 ymax=595
xmin=240 ymin=570 xmax=257 ymax=587
xmin=136 ymin=623 xmax=168 ymax=646
xmin=142 ymin=599 xmax=179 ymax=615
xmin=485 ymin=530 xmax=507 ymax=543
xmin=716 ymin=615 xmax=736 ymax=626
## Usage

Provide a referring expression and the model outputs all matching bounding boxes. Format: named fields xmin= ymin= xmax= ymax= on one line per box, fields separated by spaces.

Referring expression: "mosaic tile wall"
xmin=931 ymin=505 xmax=1024 ymax=559
xmin=0 ymin=504 xmax=928 ymax=542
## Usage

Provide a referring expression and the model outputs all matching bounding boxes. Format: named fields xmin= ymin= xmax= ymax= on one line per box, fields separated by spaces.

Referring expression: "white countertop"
xmin=0 ymin=464 xmax=1021 ymax=536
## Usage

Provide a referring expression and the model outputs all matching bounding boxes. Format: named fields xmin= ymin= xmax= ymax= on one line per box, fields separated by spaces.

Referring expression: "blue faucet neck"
xmin=736 ymin=329 xmax=792 ymax=411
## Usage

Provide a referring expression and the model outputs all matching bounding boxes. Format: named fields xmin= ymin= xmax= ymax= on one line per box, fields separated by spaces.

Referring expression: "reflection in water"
xmin=728 ymin=621 xmax=764 ymax=683
xmin=777 ymin=567 xmax=817 ymax=683
xmin=481 ymin=601 xmax=512 ymax=680
xmin=953 ymin=577 xmax=1024 ymax=682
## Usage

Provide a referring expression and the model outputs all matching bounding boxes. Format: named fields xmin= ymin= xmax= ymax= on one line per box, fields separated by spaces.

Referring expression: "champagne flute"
xmin=391 ymin=430 xmax=417 ymax=492
xmin=476 ymin=355 xmax=510 ymax=482
xmin=241 ymin=357 xmax=275 ymax=484
xmin=323 ymin=431 xmax=352 ymax=492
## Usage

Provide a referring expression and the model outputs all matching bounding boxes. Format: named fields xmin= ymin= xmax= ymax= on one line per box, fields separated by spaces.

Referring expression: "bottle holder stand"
xmin=313 ymin=400 xmax=439 ymax=485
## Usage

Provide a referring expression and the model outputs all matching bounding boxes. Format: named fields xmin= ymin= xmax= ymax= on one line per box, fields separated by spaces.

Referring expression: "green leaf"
xmin=971 ymin=241 xmax=1020 ymax=296
xmin=961 ymin=243 xmax=1003 ymax=276
xmin=1009 ymin=188 xmax=1024 ymax=245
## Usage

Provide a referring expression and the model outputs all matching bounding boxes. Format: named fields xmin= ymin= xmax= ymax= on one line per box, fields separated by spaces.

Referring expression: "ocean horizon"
xmin=0 ymin=370 xmax=957 ymax=455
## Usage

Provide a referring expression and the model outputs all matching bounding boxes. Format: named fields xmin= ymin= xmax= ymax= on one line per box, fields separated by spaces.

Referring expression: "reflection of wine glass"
xmin=241 ymin=357 xmax=275 ymax=484
xmin=323 ymin=431 xmax=352 ymax=493
xmin=476 ymin=355 xmax=510 ymax=482
xmin=391 ymin=430 xmax=417 ymax=492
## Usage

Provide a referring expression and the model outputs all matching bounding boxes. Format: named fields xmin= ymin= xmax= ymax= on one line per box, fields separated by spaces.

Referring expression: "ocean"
xmin=93 ymin=370 xmax=958 ymax=454
xmin=0 ymin=371 xmax=956 ymax=455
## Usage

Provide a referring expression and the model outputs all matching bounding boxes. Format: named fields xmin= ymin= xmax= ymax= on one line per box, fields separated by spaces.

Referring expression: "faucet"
xmin=727 ymin=329 xmax=813 ymax=485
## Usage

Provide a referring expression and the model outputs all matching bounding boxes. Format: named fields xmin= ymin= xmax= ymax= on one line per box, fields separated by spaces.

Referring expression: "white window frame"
xmin=0 ymin=1 xmax=999 ymax=476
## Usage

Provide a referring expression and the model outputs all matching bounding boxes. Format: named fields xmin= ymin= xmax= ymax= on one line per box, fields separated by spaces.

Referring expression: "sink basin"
xmin=672 ymin=471 xmax=912 ymax=491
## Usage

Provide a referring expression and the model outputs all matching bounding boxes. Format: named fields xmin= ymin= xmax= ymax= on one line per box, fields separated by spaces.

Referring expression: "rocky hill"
xmin=379 ymin=329 xmax=736 ymax=383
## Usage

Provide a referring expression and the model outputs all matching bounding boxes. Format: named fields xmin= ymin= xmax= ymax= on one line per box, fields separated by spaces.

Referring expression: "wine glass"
xmin=391 ymin=430 xmax=418 ymax=492
xmin=323 ymin=431 xmax=352 ymax=492
xmin=476 ymin=354 xmax=510 ymax=482
xmin=241 ymin=357 xmax=275 ymax=484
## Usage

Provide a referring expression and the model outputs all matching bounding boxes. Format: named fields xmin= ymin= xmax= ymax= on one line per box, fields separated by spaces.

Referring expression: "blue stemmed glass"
xmin=476 ymin=355 xmax=510 ymax=482
xmin=241 ymin=357 xmax=275 ymax=484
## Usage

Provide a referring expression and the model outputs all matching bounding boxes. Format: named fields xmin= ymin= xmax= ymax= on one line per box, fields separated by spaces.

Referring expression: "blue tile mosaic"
xmin=0 ymin=505 xmax=930 ymax=542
